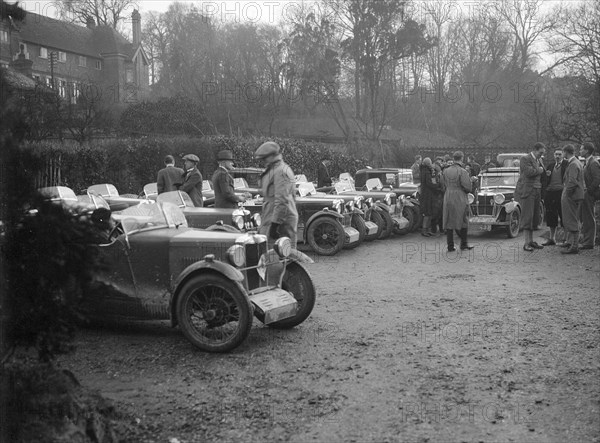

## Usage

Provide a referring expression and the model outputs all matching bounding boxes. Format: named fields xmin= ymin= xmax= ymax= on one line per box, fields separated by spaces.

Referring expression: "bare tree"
xmin=58 ymin=0 xmax=136 ymax=29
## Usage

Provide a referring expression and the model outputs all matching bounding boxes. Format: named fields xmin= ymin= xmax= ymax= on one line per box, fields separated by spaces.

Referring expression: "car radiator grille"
xmin=342 ymin=214 xmax=352 ymax=227
xmin=245 ymin=240 xmax=267 ymax=290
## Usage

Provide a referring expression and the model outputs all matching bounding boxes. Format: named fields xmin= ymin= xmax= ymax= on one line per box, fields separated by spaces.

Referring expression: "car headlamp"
xmin=233 ymin=215 xmax=245 ymax=230
xmin=467 ymin=193 xmax=475 ymax=204
xmin=354 ymin=196 xmax=363 ymax=209
xmin=366 ymin=197 xmax=374 ymax=206
xmin=346 ymin=200 xmax=355 ymax=211
xmin=493 ymin=193 xmax=505 ymax=205
xmin=252 ymin=213 xmax=261 ymax=227
xmin=333 ymin=199 xmax=343 ymax=214
xmin=384 ymin=193 xmax=393 ymax=206
xmin=274 ymin=237 xmax=292 ymax=258
xmin=226 ymin=244 xmax=246 ymax=267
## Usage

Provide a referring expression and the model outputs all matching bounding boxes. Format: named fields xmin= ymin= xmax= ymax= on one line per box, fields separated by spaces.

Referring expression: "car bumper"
xmin=392 ymin=215 xmax=410 ymax=230
xmin=468 ymin=216 xmax=507 ymax=229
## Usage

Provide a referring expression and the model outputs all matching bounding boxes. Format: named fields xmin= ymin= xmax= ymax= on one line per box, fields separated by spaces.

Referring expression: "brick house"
xmin=0 ymin=9 xmax=149 ymax=106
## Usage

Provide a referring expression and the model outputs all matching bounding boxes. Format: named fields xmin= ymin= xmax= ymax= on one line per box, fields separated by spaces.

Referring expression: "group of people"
xmin=156 ymin=142 xmax=299 ymax=246
xmin=517 ymin=142 xmax=600 ymax=254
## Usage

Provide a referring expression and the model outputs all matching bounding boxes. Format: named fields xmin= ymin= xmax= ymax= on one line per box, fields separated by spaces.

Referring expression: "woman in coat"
xmin=419 ymin=158 xmax=441 ymax=236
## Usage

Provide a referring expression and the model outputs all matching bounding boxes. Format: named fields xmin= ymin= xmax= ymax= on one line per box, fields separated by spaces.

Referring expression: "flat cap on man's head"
xmin=255 ymin=141 xmax=280 ymax=159
xmin=217 ymin=150 xmax=234 ymax=161
xmin=182 ymin=154 xmax=199 ymax=163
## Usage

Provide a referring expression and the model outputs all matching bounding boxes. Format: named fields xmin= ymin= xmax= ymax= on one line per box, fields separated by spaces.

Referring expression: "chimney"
xmin=11 ymin=52 xmax=33 ymax=78
xmin=86 ymin=16 xmax=96 ymax=28
xmin=132 ymin=9 xmax=141 ymax=46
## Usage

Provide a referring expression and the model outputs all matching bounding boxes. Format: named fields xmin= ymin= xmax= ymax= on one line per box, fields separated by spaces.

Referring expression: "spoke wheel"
xmin=506 ymin=209 xmax=521 ymax=238
xmin=365 ymin=209 xmax=383 ymax=241
xmin=268 ymin=262 xmax=316 ymax=329
xmin=345 ymin=214 xmax=366 ymax=249
xmin=306 ymin=217 xmax=345 ymax=256
xmin=176 ymin=274 xmax=253 ymax=353
xmin=378 ymin=210 xmax=394 ymax=239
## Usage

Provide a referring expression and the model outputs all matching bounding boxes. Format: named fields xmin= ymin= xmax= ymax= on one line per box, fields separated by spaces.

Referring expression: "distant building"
xmin=0 ymin=10 xmax=149 ymax=105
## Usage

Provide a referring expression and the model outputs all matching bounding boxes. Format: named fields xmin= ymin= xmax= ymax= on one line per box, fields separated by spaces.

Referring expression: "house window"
xmin=1 ymin=30 xmax=8 ymax=43
xmin=71 ymin=81 xmax=80 ymax=104
xmin=39 ymin=47 xmax=48 ymax=58
xmin=45 ymin=77 xmax=52 ymax=88
xmin=126 ymin=69 xmax=133 ymax=83
xmin=58 ymin=51 xmax=66 ymax=62
xmin=58 ymin=79 xmax=67 ymax=97
xmin=78 ymin=55 xmax=86 ymax=67
xmin=95 ymin=60 xmax=102 ymax=70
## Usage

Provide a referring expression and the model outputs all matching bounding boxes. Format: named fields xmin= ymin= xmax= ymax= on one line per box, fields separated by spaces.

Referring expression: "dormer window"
xmin=1 ymin=30 xmax=9 ymax=43
xmin=79 ymin=55 xmax=86 ymax=67
xmin=39 ymin=47 xmax=48 ymax=58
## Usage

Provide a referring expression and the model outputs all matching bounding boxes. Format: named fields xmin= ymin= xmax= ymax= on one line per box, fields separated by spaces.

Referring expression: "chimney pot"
xmin=132 ymin=9 xmax=141 ymax=46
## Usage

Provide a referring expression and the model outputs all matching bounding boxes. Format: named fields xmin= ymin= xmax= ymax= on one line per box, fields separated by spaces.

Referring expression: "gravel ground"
xmin=58 ymin=229 xmax=600 ymax=443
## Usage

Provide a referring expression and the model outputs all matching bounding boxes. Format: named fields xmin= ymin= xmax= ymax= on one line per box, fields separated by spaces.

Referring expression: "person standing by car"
xmin=419 ymin=158 xmax=441 ymax=237
xmin=411 ymin=155 xmax=422 ymax=186
xmin=157 ymin=155 xmax=184 ymax=194
xmin=559 ymin=144 xmax=584 ymax=254
xmin=255 ymin=142 xmax=298 ymax=247
xmin=212 ymin=150 xmax=246 ymax=209
xmin=481 ymin=155 xmax=498 ymax=172
xmin=181 ymin=154 xmax=203 ymax=207
xmin=467 ymin=155 xmax=481 ymax=177
xmin=441 ymin=151 xmax=473 ymax=251
xmin=515 ymin=143 xmax=546 ymax=251
xmin=579 ymin=142 xmax=600 ymax=249
xmin=317 ymin=157 xmax=333 ymax=188
xmin=540 ymin=148 xmax=568 ymax=246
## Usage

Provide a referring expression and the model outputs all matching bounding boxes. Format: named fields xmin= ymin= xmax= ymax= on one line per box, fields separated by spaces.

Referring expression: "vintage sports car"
xmin=39 ymin=186 xmax=111 ymax=214
xmin=157 ymin=190 xmax=261 ymax=232
xmin=295 ymin=196 xmax=360 ymax=255
xmin=295 ymin=180 xmax=379 ymax=243
xmin=468 ymin=167 xmax=544 ymax=238
xmin=353 ymin=168 xmax=421 ymax=232
xmin=87 ymin=184 xmax=152 ymax=212
xmin=319 ymin=178 xmax=410 ymax=238
xmin=83 ymin=202 xmax=316 ymax=352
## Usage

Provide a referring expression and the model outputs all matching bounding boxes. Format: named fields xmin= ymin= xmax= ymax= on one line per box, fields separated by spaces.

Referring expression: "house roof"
xmin=14 ymin=12 xmax=138 ymax=60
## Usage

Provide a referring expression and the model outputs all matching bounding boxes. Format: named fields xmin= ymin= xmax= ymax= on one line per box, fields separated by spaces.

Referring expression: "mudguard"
xmin=504 ymin=200 xmax=519 ymax=214
xmin=206 ymin=223 xmax=241 ymax=233
xmin=306 ymin=210 xmax=344 ymax=227
xmin=374 ymin=201 xmax=392 ymax=213
xmin=288 ymin=249 xmax=314 ymax=264
xmin=170 ymin=259 xmax=245 ymax=325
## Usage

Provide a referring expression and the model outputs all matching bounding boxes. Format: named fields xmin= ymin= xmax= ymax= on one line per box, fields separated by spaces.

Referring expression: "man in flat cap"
xmin=255 ymin=141 xmax=298 ymax=246
xmin=181 ymin=154 xmax=203 ymax=207
xmin=157 ymin=155 xmax=184 ymax=195
xmin=212 ymin=150 xmax=246 ymax=209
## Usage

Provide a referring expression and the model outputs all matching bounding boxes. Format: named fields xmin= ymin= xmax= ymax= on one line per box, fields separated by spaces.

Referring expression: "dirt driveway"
xmin=59 ymin=230 xmax=600 ymax=442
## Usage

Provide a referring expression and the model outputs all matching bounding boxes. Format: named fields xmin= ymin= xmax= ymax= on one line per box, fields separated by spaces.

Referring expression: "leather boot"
xmin=459 ymin=228 xmax=473 ymax=250
xmin=446 ymin=229 xmax=455 ymax=251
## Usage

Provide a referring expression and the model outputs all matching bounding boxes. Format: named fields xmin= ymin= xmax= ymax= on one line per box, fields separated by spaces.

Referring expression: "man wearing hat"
xmin=255 ymin=141 xmax=298 ymax=246
xmin=212 ymin=150 xmax=246 ymax=209
xmin=181 ymin=154 xmax=203 ymax=207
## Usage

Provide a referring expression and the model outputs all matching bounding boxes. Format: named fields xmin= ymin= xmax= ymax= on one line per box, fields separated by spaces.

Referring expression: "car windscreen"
xmin=234 ymin=178 xmax=249 ymax=189
xmin=202 ymin=180 xmax=212 ymax=191
xmin=297 ymin=182 xmax=316 ymax=197
xmin=480 ymin=173 xmax=519 ymax=188
xmin=156 ymin=191 xmax=194 ymax=208
xmin=116 ymin=202 xmax=187 ymax=235
xmin=88 ymin=184 xmax=119 ymax=198
xmin=365 ymin=178 xmax=384 ymax=191
xmin=335 ymin=181 xmax=355 ymax=193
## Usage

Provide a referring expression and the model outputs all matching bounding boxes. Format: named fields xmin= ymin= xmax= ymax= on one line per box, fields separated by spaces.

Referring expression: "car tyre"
xmin=506 ymin=208 xmax=521 ymax=238
xmin=408 ymin=203 xmax=422 ymax=232
xmin=394 ymin=206 xmax=414 ymax=235
xmin=378 ymin=210 xmax=394 ymax=239
xmin=306 ymin=216 xmax=345 ymax=256
xmin=176 ymin=273 xmax=253 ymax=353
xmin=268 ymin=262 xmax=316 ymax=329
xmin=344 ymin=214 xmax=366 ymax=249
xmin=365 ymin=209 xmax=383 ymax=241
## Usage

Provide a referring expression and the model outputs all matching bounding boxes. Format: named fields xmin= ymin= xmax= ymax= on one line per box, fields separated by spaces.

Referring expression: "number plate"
xmin=480 ymin=224 xmax=492 ymax=231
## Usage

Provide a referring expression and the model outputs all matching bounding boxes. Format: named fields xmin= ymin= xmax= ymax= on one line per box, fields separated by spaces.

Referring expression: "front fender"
xmin=170 ymin=260 xmax=245 ymax=326
xmin=306 ymin=210 xmax=343 ymax=227
xmin=504 ymin=200 xmax=519 ymax=214
xmin=288 ymin=249 xmax=314 ymax=264
xmin=374 ymin=201 xmax=391 ymax=212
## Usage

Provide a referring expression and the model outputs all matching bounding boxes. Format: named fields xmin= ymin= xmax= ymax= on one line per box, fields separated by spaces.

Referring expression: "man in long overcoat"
xmin=441 ymin=151 xmax=473 ymax=251
xmin=560 ymin=144 xmax=585 ymax=254
xmin=181 ymin=154 xmax=203 ymax=207
xmin=255 ymin=142 xmax=299 ymax=247
xmin=157 ymin=155 xmax=184 ymax=194
xmin=212 ymin=150 xmax=245 ymax=209
xmin=419 ymin=158 xmax=441 ymax=237
xmin=579 ymin=142 xmax=600 ymax=249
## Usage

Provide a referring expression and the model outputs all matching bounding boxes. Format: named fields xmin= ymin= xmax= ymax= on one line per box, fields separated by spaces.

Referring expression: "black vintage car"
xmin=468 ymin=167 xmax=544 ymax=238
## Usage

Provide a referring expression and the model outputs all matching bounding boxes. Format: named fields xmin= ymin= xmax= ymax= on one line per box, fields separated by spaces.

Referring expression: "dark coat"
xmin=441 ymin=163 xmax=471 ymax=230
xmin=419 ymin=164 xmax=442 ymax=217
xmin=212 ymin=166 xmax=239 ymax=209
xmin=157 ymin=165 xmax=184 ymax=194
xmin=467 ymin=161 xmax=481 ymax=177
xmin=583 ymin=156 xmax=600 ymax=199
xmin=181 ymin=167 xmax=203 ymax=207
xmin=317 ymin=162 xmax=332 ymax=188
xmin=515 ymin=153 xmax=544 ymax=200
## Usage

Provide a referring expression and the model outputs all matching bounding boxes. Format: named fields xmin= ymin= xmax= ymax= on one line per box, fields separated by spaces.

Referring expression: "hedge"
xmin=22 ymin=136 xmax=370 ymax=194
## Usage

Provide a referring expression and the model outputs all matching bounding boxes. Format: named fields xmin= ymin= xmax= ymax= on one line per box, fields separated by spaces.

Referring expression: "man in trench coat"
xmin=560 ymin=144 xmax=585 ymax=254
xmin=181 ymin=154 xmax=204 ymax=207
xmin=255 ymin=142 xmax=299 ymax=247
xmin=441 ymin=151 xmax=473 ymax=251
xmin=579 ymin=142 xmax=600 ymax=249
